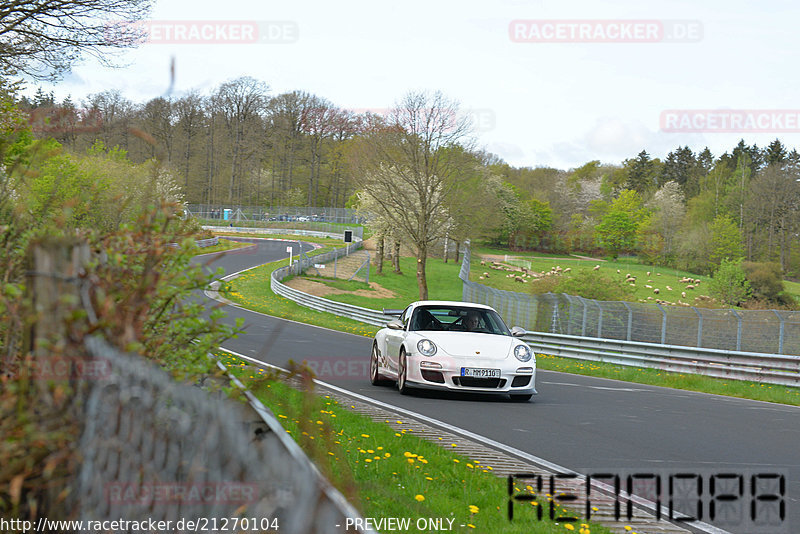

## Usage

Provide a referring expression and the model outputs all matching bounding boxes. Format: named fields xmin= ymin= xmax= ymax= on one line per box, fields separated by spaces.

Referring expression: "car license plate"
xmin=461 ymin=367 xmax=500 ymax=378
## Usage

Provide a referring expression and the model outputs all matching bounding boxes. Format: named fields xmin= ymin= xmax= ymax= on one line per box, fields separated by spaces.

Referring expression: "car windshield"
xmin=410 ymin=306 xmax=510 ymax=335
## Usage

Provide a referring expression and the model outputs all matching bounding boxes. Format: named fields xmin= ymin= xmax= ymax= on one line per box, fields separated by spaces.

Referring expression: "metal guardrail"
xmin=521 ymin=331 xmax=800 ymax=387
xmin=203 ymin=225 xmax=357 ymax=240
xmin=267 ymin=240 xmax=800 ymax=387
xmin=168 ymin=236 xmax=219 ymax=248
xmin=270 ymin=242 xmax=393 ymax=328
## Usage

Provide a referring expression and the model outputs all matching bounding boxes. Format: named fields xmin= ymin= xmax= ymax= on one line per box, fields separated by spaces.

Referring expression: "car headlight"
xmin=417 ymin=339 xmax=437 ymax=357
xmin=514 ymin=344 xmax=532 ymax=362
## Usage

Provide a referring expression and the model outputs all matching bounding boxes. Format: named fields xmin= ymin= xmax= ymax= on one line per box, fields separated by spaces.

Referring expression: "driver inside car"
xmin=463 ymin=310 xmax=482 ymax=331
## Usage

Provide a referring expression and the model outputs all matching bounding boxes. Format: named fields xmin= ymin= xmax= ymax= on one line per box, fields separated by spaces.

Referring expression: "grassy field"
xmin=472 ymin=256 xmax=711 ymax=305
xmin=291 ymin=256 xmax=464 ymax=310
xmin=220 ymin=352 xmax=611 ymax=534
xmin=193 ymin=237 xmax=254 ymax=255
xmin=222 ymin=253 xmax=379 ymax=339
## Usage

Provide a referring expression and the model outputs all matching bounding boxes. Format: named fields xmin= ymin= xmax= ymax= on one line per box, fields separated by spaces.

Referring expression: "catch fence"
xmin=460 ymin=245 xmax=800 ymax=356
xmin=74 ymin=337 xmax=364 ymax=533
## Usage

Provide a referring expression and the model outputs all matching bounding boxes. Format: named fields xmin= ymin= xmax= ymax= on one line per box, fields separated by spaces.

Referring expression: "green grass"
xmin=224 ymin=254 xmax=379 ymax=338
xmin=473 ymin=256 xmax=711 ymax=305
xmin=537 ymin=354 xmax=800 ymax=406
xmin=299 ymin=256 xmax=465 ymax=310
xmin=219 ymin=352 xmax=611 ymax=534
xmin=194 ymin=237 xmax=254 ymax=255
xmin=225 ymin=250 xmax=800 ymax=406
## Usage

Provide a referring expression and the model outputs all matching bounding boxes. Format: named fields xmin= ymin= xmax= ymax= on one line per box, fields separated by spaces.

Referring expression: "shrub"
xmin=709 ymin=259 xmax=751 ymax=306
xmin=741 ymin=261 xmax=790 ymax=305
xmin=548 ymin=269 xmax=636 ymax=301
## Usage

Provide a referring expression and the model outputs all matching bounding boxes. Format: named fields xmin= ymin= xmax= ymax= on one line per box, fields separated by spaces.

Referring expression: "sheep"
xmin=617 ymin=269 xmax=621 ymax=273
xmin=479 ymin=276 xmax=485 ymax=280
xmin=656 ymin=273 xmax=661 ymax=276
xmin=666 ymin=285 xmax=672 ymax=291
xmin=480 ymin=260 xmax=486 ymax=266
xmin=686 ymin=284 xmax=695 ymax=290
xmin=681 ymin=291 xmax=687 ymax=298
xmin=653 ymin=288 xmax=660 ymax=294
xmin=645 ymin=284 xmax=653 ymax=289
xmin=564 ymin=267 xmax=572 ymax=273
xmin=593 ymin=265 xmax=600 ymax=271
xmin=514 ymin=276 xmax=524 ymax=282
xmin=647 ymin=271 xmax=651 ymax=276
xmin=482 ymin=271 xmax=489 ymax=277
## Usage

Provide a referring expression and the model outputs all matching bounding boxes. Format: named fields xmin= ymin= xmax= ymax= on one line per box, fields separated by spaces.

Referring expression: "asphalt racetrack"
xmin=196 ymin=238 xmax=800 ymax=534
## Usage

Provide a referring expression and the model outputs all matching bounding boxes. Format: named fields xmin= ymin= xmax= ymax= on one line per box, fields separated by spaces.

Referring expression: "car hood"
xmin=418 ymin=332 xmax=515 ymax=360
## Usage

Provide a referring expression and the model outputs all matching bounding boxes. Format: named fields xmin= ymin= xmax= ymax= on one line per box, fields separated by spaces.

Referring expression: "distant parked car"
xmin=370 ymin=301 xmax=537 ymax=401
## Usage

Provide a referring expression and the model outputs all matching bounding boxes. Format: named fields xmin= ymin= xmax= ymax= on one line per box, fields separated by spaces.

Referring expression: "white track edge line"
xmin=218 ymin=347 xmax=729 ymax=534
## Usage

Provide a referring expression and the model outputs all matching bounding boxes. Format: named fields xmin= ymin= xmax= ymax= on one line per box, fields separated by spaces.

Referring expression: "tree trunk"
xmin=392 ymin=240 xmax=402 ymax=274
xmin=454 ymin=240 xmax=460 ymax=263
xmin=416 ymin=245 xmax=428 ymax=300
xmin=443 ymin=234 xmax=448 ymax=263
xmin=376 ymin=234 xmax=385 ymax=275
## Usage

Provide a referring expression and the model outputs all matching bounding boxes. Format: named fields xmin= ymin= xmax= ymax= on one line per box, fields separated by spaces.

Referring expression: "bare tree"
xmin=212 ymin=77 xmax=268 ymax=203
xmin=174 ymin=91 xmax=206 ymax=193
xmin=353 ymin=91 xmax=472 ymax=299
xmin=0 ymin=0 xmax=153 ymax=79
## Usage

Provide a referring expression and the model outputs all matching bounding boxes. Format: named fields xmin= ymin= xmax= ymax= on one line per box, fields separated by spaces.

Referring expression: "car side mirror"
xmin=387 ymin=319 xmax=404 ymax=330
xmin=510 ymin=326 xmax=526 ymax=337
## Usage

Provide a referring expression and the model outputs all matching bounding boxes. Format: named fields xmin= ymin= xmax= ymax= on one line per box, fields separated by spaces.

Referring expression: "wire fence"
xmin=186 ymin=204 xmax=364 ymax=225
xmin=70 ymin=336 xmax=364 ymax=533
xmin=299 ymin=248 xmax=371 ymax=284
xmin=460 ymin=245 xmax=800 ymax=356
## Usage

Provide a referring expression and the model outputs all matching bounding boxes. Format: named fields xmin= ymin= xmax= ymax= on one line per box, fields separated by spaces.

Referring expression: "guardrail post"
xmin=773 ymin=310 xmax=785 ymax=354
xmin=622 ymin=302 xmax=633 ymax=341
xmin=693 ymin=307 xmax=703 ymax=348
xmin=580 ymin=296 xmax=587 ymax=337
xmin=655 ymin=303 xmax=667 ymax=345
xmin=731 ymin=309 xmax=742 ymax=351
xmin=596 ymin=300 xmax=604 ymax=338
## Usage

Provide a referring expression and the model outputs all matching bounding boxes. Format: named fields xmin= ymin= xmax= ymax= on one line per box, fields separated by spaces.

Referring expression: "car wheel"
xmin=510 ymin=394 xmax=533 ymax=402
xmin=397 ymin=349 xmax=412 ymax=395
xmin=370 ymin=343 xmax=390 ymax=386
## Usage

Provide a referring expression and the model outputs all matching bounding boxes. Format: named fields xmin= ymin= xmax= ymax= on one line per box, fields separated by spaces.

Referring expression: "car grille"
xmin=511 ymin=375 xmax=531 ymax=387
xmin=421 ymin=370 xmax=445 ymax=383
xmin=453 ymin=377 xmax=506 ymax=388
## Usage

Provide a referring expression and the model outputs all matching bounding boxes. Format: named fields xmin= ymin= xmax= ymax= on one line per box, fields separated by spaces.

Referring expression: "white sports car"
xmin=370 ymin=301 xmax=537 ymax=401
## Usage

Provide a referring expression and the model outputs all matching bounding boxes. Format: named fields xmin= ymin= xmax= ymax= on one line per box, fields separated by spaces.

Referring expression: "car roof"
xmin=411 ymin=300 xmax=495 ymax=311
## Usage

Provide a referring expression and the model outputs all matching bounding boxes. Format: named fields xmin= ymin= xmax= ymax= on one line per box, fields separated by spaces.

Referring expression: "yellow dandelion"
xmin=469 ymin=505 xmax=479 ymax=514
xmin=415 ymin=494 xmax=425 ymax=502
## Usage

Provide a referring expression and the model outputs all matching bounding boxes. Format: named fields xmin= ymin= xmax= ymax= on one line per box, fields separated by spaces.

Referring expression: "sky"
xmin=32 ymin=0 xmax=800 ymax=170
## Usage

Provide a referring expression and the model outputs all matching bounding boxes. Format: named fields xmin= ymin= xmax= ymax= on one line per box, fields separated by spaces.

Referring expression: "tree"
xmin=624 ymin=150 xmax=658 ymax=193
xmin=212 ymin=77 xmax=268 ymax=203
xmin=709 ymin=214 xmax=744 ymax=266
xmin=0 ymin=0 xmax=153 ymax=79
xmin=709 ymin=259 xmax=751 ymax=306
xmin=594 ymin=189 xmax=647 ymax=258
xmin=646 ymin=181 xmax=685 ymax=258
xmin=352 ymin=90 xmax=472 ymax=299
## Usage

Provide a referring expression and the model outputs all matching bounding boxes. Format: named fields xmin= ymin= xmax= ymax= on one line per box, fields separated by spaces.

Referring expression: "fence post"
xmin=580 ymin=296 xmax=587 ymax=337
xmin=596 ymin=300 xmax=604 ymax=338
xmin=655 ymin=303 xmax=667 ymax=344
xmin=773 ymin=310 xmax=785 ymax=354
xmin=693 ymin=307 xmax=703 ymax=348
xmin=622 ymin=302 xmax=633 ymax=341
xmin=26 ymin=237 xmax=91 ymax=363
xmin=731 ymin=309 xmax=742 ymax=351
